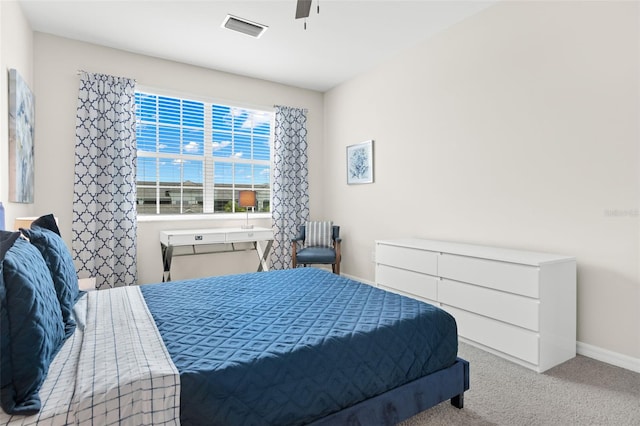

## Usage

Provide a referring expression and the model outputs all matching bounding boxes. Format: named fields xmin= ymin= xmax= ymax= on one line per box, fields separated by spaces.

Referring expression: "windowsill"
xmin=137 ymin=212 xmax=272 ymax=223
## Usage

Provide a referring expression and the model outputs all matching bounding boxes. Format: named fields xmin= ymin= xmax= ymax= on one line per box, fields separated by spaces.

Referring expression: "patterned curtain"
xmin=72 ymin=72 xmax=137 ymax=290
xmin=270 ymin=106 xmax=309 ymax=270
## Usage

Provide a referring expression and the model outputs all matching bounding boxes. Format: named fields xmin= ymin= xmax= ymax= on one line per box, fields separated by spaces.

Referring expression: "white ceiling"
xmin=19 ymin=0 xmax=494 ymax=92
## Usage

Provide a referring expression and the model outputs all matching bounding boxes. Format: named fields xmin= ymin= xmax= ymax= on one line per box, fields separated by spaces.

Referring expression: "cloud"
xmin=212 ymin=141 xmax=230 ymax=151
xmin=241 ymin=111 xmax=271 ymax=129
xmin=184 ymin=141 xmax=199 ymax=153
xmin=232 ymin=152 xmax=243 ymax=158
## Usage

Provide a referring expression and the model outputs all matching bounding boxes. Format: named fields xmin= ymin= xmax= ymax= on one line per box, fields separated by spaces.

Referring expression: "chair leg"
xmin=291 ymin=241 xmax=297 ymax=269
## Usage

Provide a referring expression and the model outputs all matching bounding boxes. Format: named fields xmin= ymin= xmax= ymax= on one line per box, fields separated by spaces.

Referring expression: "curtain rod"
xmin=273 ymin=105 xmax=309 ymax=113
xmin=76 ymin=69 xmax=137 ymax=82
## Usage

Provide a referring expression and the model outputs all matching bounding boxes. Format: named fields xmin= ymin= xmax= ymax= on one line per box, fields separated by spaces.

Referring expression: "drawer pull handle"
xmin=195 ymin=235 xmax=203 ymax=241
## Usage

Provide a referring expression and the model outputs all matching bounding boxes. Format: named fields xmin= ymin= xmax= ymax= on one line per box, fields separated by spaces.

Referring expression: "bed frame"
xmin=311 ymin=358 xmax=470 ymax=426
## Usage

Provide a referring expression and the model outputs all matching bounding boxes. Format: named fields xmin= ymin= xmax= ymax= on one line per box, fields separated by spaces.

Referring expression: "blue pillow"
xmin=21 ymin=226 xmax=80 ymax=338
xmin=0 ymin=231 xmax=20 ymax=411
xmin=30 ymin=214 xmax=61 ymax=236
xmin=0 ymin=233 xmax=66 ymax=415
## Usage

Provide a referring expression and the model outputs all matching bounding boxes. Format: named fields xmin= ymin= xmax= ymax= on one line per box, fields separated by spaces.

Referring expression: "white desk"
xmin=160 ymin=227 xmax=274 ymax=282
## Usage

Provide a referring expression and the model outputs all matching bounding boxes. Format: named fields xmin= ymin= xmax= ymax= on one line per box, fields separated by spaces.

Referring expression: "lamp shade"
xmin=238 ymin=190 xmax=257 ymax=208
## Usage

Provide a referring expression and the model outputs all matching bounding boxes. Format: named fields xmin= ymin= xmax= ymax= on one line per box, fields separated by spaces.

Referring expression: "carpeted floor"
xmin=400 ymin=342 xmax=640 ymax=425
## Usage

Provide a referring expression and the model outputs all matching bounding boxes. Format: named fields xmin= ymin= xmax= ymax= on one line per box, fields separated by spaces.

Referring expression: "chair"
xmin=291 ymin=222 xmax=341 ymax=274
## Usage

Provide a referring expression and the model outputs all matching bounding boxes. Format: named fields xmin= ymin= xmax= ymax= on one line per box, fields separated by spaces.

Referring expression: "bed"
xmin=1 ymin=222 xmax=469 ymax=426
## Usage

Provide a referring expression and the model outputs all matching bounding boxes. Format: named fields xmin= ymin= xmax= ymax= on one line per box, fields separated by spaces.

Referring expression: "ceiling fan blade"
xmin=295 ymin=0 xmax=312 ymax=19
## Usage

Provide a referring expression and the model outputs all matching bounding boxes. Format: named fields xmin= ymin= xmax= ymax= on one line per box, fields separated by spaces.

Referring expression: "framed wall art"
xmin=346 ymin=140 xmax=374 ymax=185
xmin=8 ymin=68 xmax=35 ymax=203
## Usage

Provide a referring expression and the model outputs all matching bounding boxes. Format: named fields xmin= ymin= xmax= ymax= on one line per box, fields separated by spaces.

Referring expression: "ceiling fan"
xmin=295 ymin=0 xmax=312 ymax=19
xmin=295 ymin=0 xmax=319 ymax=29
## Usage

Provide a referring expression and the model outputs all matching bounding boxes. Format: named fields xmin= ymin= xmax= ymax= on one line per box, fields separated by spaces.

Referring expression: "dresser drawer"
xmin=439 ymin=254 xmax=539 ymax=298
xmin=442 ymin=305 xmax=539 ymax=365
xmin=376 ymin=244 xmax=437 ymax=275
xmin=226 ymin=229 xmax=273 ymax=243
xmin=162 ymin=231 xmax=225 ymax=246
xmin=377 ymin=264 xmax=438 ymax=302
xmin=439 ymin=279 xmax=539 ymax=331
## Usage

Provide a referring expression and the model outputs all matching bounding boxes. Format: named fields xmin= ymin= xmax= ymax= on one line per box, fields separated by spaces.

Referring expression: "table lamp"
xmin=238 ymin=190 xmax=256 ymax=229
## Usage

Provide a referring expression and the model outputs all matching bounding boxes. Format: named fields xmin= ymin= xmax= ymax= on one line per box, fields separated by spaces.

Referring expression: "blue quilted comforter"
xmin=140 ymin=268 xmax=458 ymax=426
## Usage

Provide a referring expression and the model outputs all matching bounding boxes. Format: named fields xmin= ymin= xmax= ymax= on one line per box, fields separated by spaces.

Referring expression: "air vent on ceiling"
xmin=222 ymin=14 xmax=268 ymax=38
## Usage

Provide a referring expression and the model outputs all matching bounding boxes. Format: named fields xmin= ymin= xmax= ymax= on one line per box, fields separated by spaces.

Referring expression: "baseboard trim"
xmin=576 ymin=341 xmax=640 ymax=373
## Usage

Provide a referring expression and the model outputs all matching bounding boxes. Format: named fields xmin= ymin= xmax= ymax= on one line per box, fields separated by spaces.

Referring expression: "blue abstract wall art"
xmin=8 ymin=68 xmax=35 ymax=203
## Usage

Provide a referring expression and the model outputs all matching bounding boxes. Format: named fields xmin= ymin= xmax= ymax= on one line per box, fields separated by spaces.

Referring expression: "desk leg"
xmin=256 ymin=240 xmax=273 ymax=272
xmin=161 ymin=243 xmax=174 ymax=282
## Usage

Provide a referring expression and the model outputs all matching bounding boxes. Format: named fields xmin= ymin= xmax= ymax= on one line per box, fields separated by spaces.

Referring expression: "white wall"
xmin=11 ymin=0 xmax=640 ymax=364
xmin=32 ymin=34 xmax=324 ymax=284
xmin=324 ymin=1 xmax=640 ymax=360
xmin=1 ymin=1 xmax=36 ymax=225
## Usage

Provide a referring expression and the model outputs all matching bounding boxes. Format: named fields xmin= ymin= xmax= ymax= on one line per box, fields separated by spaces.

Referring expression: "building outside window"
xmin=135 ymin=90 xmax=272 ymax=215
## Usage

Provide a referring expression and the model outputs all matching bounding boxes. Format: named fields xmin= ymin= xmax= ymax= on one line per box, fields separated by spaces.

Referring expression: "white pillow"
xmin=304 ymin=221 xmax=333 ymax=247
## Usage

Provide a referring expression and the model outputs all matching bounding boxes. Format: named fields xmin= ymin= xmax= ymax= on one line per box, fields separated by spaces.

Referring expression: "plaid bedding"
xmin=0 ymin=287 xmax=180 ymax=425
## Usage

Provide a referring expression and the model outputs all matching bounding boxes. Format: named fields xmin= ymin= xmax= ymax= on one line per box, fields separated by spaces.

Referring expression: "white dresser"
xmin=375 ymin=239 xmax=576 ymax=373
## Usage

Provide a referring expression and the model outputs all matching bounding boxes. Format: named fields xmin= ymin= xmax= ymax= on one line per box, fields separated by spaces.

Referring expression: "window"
xmin=135 ymin=90 xmax=272 ymax=215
